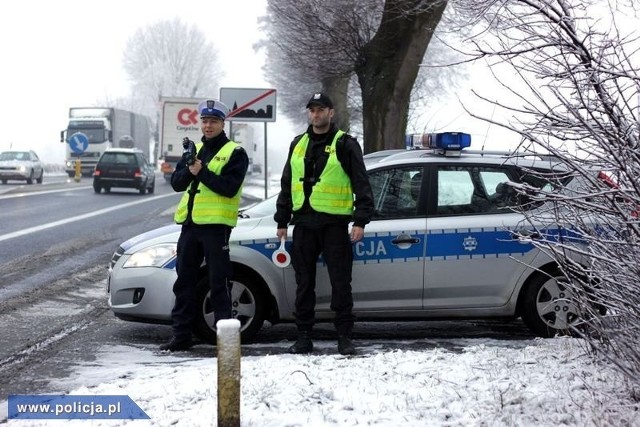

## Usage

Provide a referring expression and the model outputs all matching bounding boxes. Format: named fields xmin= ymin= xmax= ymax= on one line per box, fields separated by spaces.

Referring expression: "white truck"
xmin=158 ymin=97 xmax=202 ymax=182
xmin=60 ymin=107 xmax=152 ymax=177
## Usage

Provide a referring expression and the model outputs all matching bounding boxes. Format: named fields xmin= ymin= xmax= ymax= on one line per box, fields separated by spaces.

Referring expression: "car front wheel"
xmin=521 ymin=269 xmax=583 ymax=338
xmin=194 ymin=270 xmax=267 ymax=344
xmin=26 ymin=169 xmax=34 ymax=185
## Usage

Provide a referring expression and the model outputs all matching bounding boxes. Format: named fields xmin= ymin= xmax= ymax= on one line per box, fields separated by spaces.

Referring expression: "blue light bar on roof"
xmin=428 ymin=132 xmax=471 ymax=150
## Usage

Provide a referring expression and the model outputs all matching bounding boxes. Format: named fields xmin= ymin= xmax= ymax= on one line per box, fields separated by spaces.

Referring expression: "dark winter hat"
xmin=306 ymin=92 xmax=333 ymax=109
xmin=198 ymin=99 xmax=229 ymax=120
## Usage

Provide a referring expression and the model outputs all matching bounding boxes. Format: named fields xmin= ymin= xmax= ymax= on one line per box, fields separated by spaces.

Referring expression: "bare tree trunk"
xmin=321 ymin=76 xmax=351 ymax=131
xmin=356 ymin=0 xmax=448 ymax=153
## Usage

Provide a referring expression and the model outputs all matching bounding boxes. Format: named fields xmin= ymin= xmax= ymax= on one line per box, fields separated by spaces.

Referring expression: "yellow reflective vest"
xmin=174 ymin=141 xmax=242 ymax=226
xmin=291 ymin=130 xmax=353 ymax=215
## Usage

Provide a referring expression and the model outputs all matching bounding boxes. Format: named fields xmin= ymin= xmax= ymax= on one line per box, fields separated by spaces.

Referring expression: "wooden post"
xmin=217 ymin=319 xmax=241 ymax=427
xmin=74 ymin=159 xmax=82 ymax=182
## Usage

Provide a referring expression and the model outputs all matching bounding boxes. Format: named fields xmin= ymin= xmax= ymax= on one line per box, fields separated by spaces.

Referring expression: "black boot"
xmin=159 ymin=336 xmax=192 ymax=352
xmin=337 ymin=335 xmax=356 ymax=355
xmin=288 ymin=331 xmax=313 ymax=354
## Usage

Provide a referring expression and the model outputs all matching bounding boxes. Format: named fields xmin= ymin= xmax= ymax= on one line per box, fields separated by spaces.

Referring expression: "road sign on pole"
xmin=68 ymin=132 xmax=89 ymax=154
xmin=220 ymin=88 xmax=277 ymax=122
xmin=220 ymin=87 xmax=277 ymax=199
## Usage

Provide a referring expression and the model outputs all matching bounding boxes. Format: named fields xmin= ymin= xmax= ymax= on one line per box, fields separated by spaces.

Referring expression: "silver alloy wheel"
xmin=201 ymin=280 xmax=257 ymax=333
xmin=535 ymin=276 xmax=580 ymax=330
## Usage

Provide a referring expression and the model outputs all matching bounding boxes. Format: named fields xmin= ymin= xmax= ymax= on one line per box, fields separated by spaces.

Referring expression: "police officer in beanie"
xmin=275 ymin=93 xmax=374 ymax=355
xmin=160 ymin=99 xmax=249 ymax=351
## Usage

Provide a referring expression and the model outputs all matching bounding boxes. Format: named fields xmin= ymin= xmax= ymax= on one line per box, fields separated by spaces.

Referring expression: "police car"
xmin=107 ymin=132 xmax=588 ymax=343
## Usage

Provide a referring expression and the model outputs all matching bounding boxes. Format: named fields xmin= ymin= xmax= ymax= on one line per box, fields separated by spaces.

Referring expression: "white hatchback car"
xmin=108 ymin=133 xmax=592 ymax=343
xmin=0 ymin=150 xmax=44 ymax=184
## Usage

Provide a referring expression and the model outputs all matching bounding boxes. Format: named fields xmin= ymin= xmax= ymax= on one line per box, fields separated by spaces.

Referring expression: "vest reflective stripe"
xmin=174 ymin=141 xmax=242 ymax=226
xmin=290 ymin=130 xmax=353 ymax=215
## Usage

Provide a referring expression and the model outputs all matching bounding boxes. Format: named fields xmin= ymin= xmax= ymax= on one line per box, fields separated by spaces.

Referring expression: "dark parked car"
xmin=93 ymin=148 xmax=155 ymax=194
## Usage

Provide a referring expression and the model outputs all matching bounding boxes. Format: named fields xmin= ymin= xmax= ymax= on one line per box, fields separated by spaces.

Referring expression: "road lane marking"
xmin=0 ymin=186 xmax=92 ymax=200
xmin=0 ymin=193 xmax=178 ymax=243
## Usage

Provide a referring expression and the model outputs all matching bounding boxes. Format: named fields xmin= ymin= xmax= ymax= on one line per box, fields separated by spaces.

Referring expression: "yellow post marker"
xmin=216 ymin=319 xmax=241 ymax=427
xmin=74 ymin=159 xmax=82 ymax=182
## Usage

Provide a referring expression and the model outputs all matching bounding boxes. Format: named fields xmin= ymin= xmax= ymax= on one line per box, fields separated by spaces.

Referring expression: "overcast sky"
xmin=0 ymin=0 xmax=528 ymax=167
xmin=0 ymin=0 xmax=296 ymax=164
xmin=2 ymin=1 xmax=635 ymax=165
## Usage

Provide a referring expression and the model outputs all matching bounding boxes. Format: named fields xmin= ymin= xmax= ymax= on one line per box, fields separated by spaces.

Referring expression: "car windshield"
xmin=0 ymin=151 xmax=27 ymax=161
xmin=239 ymin=194 xmax=278 ymax=218
xmin=100 ymin=152 xmax=136 ymax=164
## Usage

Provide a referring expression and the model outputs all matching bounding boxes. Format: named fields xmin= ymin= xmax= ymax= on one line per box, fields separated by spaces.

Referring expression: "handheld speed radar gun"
xmin=182 ymin=137 xmax=197 ymax=166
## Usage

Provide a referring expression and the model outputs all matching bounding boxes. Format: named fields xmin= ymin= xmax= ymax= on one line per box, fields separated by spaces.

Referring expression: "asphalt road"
xmin=0 ymin=174 xmax=537 ymax=418
xmin=0 ymin=174 xmax=181 ymax=401
xmin=0 ymin=173 xmax=270 ymax=402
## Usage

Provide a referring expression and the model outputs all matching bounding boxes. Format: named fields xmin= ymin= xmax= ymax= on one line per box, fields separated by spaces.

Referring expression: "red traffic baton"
xmin=272 ymin=237 xmax=291 ymax=268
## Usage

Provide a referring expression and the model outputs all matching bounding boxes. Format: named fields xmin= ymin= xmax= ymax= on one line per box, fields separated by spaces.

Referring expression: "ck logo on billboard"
xmin=177 ymin=108 xmax=199 ymax=125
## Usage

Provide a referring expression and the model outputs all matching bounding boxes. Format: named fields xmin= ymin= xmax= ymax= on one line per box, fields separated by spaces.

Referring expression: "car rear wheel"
xmin=521 ymin=269 xmax=582 ymax=338
xmin=93 ymin=184 xmax=101 ymax=193
xmin=194 ymin=270 xmax=267 ymax=344
xmin=148 ymin=179 xmax=155 ymax=194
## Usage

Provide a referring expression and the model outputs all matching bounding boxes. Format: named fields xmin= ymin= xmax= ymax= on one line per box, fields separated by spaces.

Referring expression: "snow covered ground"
xmin=4 ymin=335 xmax=639 ymax=426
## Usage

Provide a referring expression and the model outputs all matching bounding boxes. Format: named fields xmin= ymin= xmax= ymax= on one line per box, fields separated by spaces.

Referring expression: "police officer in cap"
xmin=275 ymin=92 xmax=374 ymax=355
xmin=160 ymin=99 xmax=249 ymax=351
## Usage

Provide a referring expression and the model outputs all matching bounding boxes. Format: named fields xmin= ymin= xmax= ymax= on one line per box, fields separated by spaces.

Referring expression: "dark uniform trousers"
xmin=171 ymin=224 xmax=232 ymax=339
xmin=291 ymin=223 xmax=355 ymax=336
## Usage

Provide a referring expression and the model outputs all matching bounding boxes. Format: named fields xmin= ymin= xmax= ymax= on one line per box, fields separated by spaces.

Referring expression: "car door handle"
xmin=391 ymin=237 xmax=420 ymax=245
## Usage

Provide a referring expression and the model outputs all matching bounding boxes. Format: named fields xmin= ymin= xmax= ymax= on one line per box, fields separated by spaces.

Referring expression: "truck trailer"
xmin=60 ymin=107 xmax=152 ymax=177
xmin=158 ymin=97 xmax=202 ymax=182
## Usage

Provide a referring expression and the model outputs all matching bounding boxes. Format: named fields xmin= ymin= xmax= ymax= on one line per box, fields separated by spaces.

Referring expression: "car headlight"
xmin=18 ymin=165 xmax=26 ymax=172
xmin=122 ymin=243 xmax=177 ymax=268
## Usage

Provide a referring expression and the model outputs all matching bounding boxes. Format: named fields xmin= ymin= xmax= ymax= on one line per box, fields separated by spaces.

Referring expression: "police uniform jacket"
xmin=171 ymin=130 xmax=249 ymax=226
xmin=274 ymin=124 xmax=374 ymax=229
